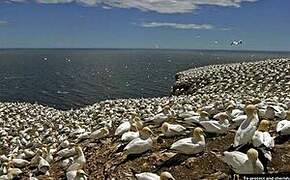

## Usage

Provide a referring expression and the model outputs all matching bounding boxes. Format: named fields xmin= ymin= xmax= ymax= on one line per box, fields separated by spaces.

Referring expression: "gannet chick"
xmin=161 ymin=122 xmax=186 ymax=137
xmin=223 ymin=148 xmax=264 ymax=174
xmin=170 ymin=127 xmax=205 ymax=155
xmin=115 ymin=121 xmax=131 ymax=136
xmin=200 ymin=112 xmax=229 ymax=134
xmin=233 ymin=105 xmax=259 ymax=148
xmin=127 ymin=170 xmax=175 ymax=180
xmin=276 ymin=110 xmax=290 ymax=135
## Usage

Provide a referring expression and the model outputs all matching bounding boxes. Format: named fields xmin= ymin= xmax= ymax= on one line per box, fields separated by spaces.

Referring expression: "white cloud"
xmin=140 ymin=22 xmax=213 ymax=30
xmin=6 ymin=0 xmax=259 ymax=13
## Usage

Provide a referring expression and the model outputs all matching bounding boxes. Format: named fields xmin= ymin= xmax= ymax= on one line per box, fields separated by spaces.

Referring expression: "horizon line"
xmin=0 ymin=47 xmax=290 ymax=53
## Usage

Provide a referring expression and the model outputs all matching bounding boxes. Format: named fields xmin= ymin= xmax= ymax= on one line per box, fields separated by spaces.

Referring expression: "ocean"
xmin=0 ymin=49 xmax=289 ymax=110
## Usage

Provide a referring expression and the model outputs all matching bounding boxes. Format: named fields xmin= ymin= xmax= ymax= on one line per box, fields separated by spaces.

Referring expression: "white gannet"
xmin=200 ymin=112 xmax=230 ymax=134
xmin=144 ymin=105 xmax=174 ymax=124
xmin=121 ymin=124 xmax=140 ymax=142
xmin=89 ymin=127 xmax=109 ymax=140
xmin=252 ymin=120 xmax=274 ymax=164
xmin=124 ymin=128 xmax=156 ymax=155
xmin=276 ymin=120 xmax=290 ymax=136
xmin=183 ymin=111 xmax=209 ymax=125
xmin=276 ymin=110 xmax=290 ymax=135
xmin=224 ymin=104 xmax=244 ymax=119
xmin=223 ymin=148 xmax=264 ymax=174
xmin=252 ymin=120 xmax=274 ymax=148
xmin=229 ymin=114 xmax=247 ymax=130
xmin=11 ymin=158 xmax=30 ymax=168
xmin=170 ymin=127 xmax=205 ymax=155
xmin=115 ymin=121 xmax=131 ymax=136
xmin=161 ymin=122 xmax=186 ymax=137
xmin=233 ymin=105 xmax=259 ymax=148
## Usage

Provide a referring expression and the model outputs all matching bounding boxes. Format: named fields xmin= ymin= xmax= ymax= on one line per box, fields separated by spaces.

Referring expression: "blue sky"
xmin=0 ymin=0 xmax=289 ymax=51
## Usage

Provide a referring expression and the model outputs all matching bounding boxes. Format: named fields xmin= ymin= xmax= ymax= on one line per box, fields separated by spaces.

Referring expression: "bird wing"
xmin=200 ymin=121 xmax=222 ymax=133
xmin=223 ymin=151 xmax=247 ymax=173
xmin=136 ymin=172 xmax=159 ymax=180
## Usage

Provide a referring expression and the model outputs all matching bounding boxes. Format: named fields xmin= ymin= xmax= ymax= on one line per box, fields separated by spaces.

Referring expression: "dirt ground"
xmin=45 ymin=123 xmax=290 ymax=180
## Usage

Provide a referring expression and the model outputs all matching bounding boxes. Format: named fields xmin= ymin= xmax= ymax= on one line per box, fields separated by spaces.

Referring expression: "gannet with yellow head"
xmin=233 ymin=105 xmax=259 ymax=147
xmin=170 ymin=127 xmax=205 ymax=155
xmin=223 ymin=148 xmax=264 ymax=174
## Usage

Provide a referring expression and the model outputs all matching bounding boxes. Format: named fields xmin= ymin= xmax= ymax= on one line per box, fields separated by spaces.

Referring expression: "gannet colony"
xmin=1 ymin=58 xmax=290 ymax=179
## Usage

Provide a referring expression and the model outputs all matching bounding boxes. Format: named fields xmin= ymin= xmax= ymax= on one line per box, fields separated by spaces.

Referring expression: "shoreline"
xmin=1 ymin=58 xmax=290 ymax=179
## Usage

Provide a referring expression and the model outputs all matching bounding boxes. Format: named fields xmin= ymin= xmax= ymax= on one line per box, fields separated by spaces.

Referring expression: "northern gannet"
xmin=233 ymin=105 xmax=259 ymax=148
xmin=89 ymin=127 xmax=109 ymax=140
xmin=161 ymin=122 xmax=186 ymax=137
xmin=170 ymin=127 xmax=205 ymax=155
xmin=252 ymin=120 xmax=274 ymax=149
xmin=115 ymin=121 xmax=131 ymax=136
xmin=276 ymin=110 xmax=290 ymax=135
xmin=124 ymin=128 xmax=156 ymax=155
xmin=200 ymin=112 xmax=230 ymax=134
xmin=223 ymin=148 xmax=264 ymax=174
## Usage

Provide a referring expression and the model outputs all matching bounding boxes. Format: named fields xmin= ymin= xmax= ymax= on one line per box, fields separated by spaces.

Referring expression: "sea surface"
xmin=0 ymin=49 xmax=290 ymax=110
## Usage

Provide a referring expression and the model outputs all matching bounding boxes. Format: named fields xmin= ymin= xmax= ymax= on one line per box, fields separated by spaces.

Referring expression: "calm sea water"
xmin=0 ymin=49 xmax=289 ymax=110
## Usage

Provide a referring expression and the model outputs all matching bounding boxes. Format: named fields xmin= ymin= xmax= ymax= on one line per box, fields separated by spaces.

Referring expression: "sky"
xmin=0 ymin=0 xmax=289 ymax=51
